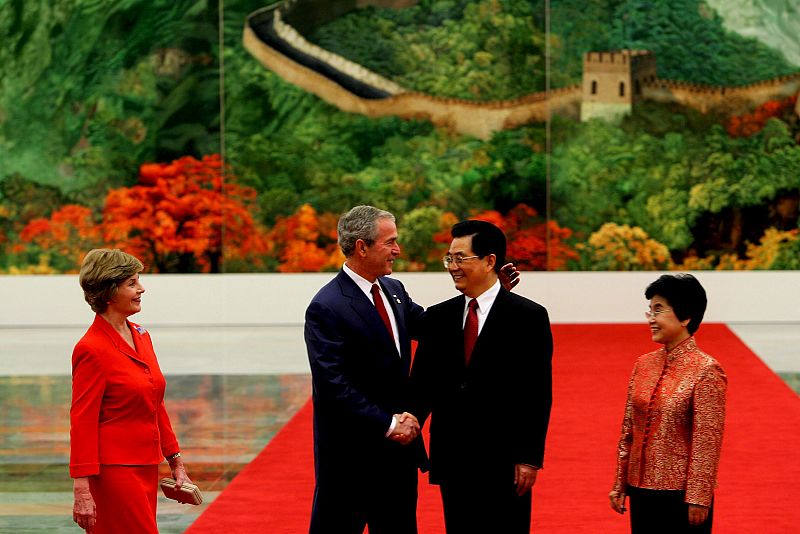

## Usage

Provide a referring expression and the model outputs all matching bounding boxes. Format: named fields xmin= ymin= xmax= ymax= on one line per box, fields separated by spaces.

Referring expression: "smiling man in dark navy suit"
xmin=304 ymin=205 xmax=427 ymax=534
xmin=411 ymin=219 xmax=553 ymax=534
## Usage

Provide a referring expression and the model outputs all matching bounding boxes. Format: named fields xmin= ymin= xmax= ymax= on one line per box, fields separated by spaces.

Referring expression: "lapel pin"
xmin=392 ymin=294 xmax=401 ymax=303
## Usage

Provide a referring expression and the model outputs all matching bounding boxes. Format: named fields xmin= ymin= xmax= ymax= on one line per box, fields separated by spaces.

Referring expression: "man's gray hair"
xmin=338 ymin=205 xmax=395 ymax=257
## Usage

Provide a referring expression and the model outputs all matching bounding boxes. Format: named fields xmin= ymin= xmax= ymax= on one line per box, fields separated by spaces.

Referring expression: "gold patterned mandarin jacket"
xmin=613 ymin=337 xmax=727 ymax=507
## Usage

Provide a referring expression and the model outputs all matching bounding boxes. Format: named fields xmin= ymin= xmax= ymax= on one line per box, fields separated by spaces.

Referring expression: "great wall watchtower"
xmin=581 ymin=50 xmax=657 ymax=122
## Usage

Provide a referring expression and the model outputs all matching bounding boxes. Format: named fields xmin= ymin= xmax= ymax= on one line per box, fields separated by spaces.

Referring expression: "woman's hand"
xmin=688 ymin=504 xmax=709 ymax=525
xmin=609 ymin=490 xmax=627 ymax=514
xmin=73 ymin=477 xmax=96 ymax=532
xmin=169 ymin=456 xmax=192 ymax=488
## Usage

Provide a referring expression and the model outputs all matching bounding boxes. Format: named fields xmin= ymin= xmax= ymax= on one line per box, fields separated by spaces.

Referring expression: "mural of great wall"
xmin=244 ymin=0 xmax=800 ymax=139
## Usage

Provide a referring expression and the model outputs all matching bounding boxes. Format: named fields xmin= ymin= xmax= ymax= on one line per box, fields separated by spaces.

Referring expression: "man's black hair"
xmin=451 ymin=220 xmax=507 ymax=274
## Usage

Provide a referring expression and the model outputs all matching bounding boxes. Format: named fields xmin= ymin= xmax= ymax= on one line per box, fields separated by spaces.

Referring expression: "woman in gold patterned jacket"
xmin=609 ymin=274 xmax=726 ymax=533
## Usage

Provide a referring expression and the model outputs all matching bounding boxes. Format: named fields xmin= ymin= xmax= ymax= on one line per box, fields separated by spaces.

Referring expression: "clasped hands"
xmin=388 ymin=412 xmax=420 ymax=445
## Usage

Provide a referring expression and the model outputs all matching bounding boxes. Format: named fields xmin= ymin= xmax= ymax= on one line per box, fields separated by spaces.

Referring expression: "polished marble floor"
xmin=0 ymin=323 xmax=797 ymax=533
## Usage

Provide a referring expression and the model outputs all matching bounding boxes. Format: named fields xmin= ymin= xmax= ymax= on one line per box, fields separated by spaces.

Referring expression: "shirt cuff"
xmin=385 ymin=415 xmax=397 ymax=437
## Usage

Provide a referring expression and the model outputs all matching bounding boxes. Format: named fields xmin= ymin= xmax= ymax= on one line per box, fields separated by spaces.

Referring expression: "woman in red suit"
xmin=70 ymin=249 xmax=192 ymax=533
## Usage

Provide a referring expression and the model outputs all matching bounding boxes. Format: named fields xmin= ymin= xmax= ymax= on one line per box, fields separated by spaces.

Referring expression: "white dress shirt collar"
xmin=463 ymin=279 xmax=501 ymax=332
xmin=343 ymin=262 xmax=377 ymax=297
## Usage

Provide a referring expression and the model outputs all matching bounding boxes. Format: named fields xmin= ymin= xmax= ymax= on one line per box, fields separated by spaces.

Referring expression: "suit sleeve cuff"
xmin=70 ymin=463 xmax=100 ymax=478
xmin=519 ymin=463 xmax=541 ymax=470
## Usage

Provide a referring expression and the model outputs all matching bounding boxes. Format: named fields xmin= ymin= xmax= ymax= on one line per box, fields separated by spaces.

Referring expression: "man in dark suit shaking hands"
xmin=304 ymin=205 xmax=426 ymax=534
xmin=411 ymin=219 xmax=553 ymax=534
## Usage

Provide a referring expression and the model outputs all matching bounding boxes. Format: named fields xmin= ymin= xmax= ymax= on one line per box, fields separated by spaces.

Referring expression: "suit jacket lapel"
xmin=384 ymin=283 xmax=406 ymax=340
xmin=468 ymin=288 xmax=510 ymax=365
xmin=442 ymin=295 xmax=469 ymax=370
xmin=380 ymin=279 xmax=411 ymax=366
xmin=92 ymin=314 xmax=145 ymax=364
xmin=337 ymin=271 xmax=399 ymax=357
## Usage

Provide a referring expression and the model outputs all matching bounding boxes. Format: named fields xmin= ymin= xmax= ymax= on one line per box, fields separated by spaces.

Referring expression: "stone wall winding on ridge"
xmin=643 ymin=73 xmax=800 ymax=114
xmin=244 ymin=2 xmax=800 ymax=138
xmin=272 ymin=9 xmax=405 ymax=95
xmin=244 ymin=2 xmax=580 ymax=139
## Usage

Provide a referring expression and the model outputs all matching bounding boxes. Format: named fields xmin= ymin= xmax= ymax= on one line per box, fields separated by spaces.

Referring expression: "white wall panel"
xmin=1 ymin=271 xmax=798 ymax=327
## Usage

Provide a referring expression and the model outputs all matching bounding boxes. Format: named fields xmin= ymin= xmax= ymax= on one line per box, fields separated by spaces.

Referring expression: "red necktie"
xmin=371 ymin=284 xmax=395 ymax=341
xmin=464 ymin=298 xmax=479 ymax=364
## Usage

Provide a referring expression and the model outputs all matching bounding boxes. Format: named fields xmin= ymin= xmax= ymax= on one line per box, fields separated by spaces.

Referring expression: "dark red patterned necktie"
xmin=371 ymin=284 xmax=394 ymax=341
xmin=464 ymin=299 xmax=479 ymax=364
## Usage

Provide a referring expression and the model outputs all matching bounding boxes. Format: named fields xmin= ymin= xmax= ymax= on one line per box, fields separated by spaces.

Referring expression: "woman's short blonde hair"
xmin=79 ymin=249 xmax=144 ymax=314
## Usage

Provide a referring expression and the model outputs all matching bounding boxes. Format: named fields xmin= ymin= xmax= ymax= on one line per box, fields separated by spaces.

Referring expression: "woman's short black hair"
xmin=645 ymin=273 xmax=707 ymax=335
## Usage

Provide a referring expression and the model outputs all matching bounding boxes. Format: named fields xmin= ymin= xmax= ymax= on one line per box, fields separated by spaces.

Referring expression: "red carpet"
xmin=187 ymin=324 xmax=800 ymax=533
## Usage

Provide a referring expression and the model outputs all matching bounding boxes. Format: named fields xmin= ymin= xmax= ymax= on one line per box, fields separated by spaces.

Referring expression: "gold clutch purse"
xmin=159 ymin=478 xmax=203 ymax=505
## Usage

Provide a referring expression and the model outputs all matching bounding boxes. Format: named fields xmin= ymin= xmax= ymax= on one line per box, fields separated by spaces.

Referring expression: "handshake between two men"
xmin=388 ymin=412 xmax=420 ymax=445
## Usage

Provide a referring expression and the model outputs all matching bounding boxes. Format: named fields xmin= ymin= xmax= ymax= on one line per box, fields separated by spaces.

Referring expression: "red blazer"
xmin=70 ymin=314 xmax=180 ymax=478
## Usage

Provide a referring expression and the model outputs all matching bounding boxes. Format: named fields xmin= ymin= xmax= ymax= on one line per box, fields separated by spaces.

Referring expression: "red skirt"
xmin=89 ymin=464 xmax=159 ymax=533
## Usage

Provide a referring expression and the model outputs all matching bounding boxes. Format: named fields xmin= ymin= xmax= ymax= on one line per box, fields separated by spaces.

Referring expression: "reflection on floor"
xmin=0 ymin=374 xmax=311 ymax=533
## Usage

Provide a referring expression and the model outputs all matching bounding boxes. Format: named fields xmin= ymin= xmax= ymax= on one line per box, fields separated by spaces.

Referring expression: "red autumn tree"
xmin=265 ymin=204 xmax=343 ymax=272
xmin=446 ymin=203 xmax=577 ymax=271
xmin=103 ymin=154 xmax=269 ymax=272
xmin=19 ymin=204 xmax=102 ymax=271
xmin=727 ymin=95 xmax=798 ymax=138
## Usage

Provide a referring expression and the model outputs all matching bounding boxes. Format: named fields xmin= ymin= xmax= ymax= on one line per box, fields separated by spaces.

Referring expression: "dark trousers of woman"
xmin=628 ymin=486 xmax=713 ymax=534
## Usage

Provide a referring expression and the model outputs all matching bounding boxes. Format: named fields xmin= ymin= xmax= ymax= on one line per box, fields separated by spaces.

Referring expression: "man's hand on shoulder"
xmin=389 ymin=412 xmax=420 ymax=445
xmin=499 ymin=263 xmax=520 ymax=291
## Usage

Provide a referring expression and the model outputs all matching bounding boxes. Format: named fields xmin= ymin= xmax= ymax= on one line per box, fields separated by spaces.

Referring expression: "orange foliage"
xmin=19 ymin=204 xmax=102 ymax=271
xmin=673 ymin=228 xmax=797 ymax=270
xmin=441 ymin=204 xmax=577 ymax=270
xmin=266 ymin=204 xmax=344 ymax=272
xmin=432 ymin=212 xmax=460 ymax=247
xmin=582 ymin=223 xmax=672 ymax=271
xmin=672 ymin=254 xmax=714 ymax=271
xmin=103 ymin=154 xmax=269 ymax=272
xmin=726 ymin=95 xmax=798 ymax=137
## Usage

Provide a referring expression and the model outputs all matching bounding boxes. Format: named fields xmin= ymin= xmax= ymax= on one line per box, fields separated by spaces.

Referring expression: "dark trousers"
xmin=628 ymin=486 xmax=714 ymax=534
xmin=309 ymin=463 xmax=418 ymax=534
xmin=440 ymin=477 xmax=532 ymax=534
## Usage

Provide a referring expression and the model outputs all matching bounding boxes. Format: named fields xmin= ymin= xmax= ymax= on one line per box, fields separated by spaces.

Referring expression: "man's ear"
xmin=355 ymin=239 xmax=368 ymax=257
xmin=486 ymin=253 xmax=497 ymax=272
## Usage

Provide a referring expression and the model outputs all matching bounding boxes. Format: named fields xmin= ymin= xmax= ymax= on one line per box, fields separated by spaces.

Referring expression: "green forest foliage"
xmin=311 ymin=0 xmax=555 ymax=98
xmin=604 ymin=0 xmax=796 ymax=85
xmin=311 ymin=0 xmax=795 ymax=96
xmin=0 ymin=0 xmax=219 ymax=201
xmin=1 ymin=0 xmax=799 ymax=272
xmin=541 ymin=0 xmax=796 ymax=86
xmin=552 ymin=110 xmax=800 ymax=261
